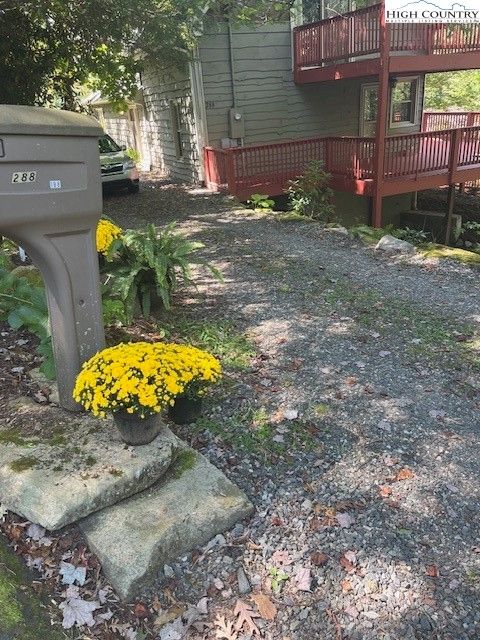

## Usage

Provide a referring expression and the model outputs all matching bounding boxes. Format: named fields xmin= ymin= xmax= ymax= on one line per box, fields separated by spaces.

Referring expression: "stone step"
xmin=0 ymin=399 xmax=180 ymax=530
xmin=79 ymin=446 xmax=253 ymax=600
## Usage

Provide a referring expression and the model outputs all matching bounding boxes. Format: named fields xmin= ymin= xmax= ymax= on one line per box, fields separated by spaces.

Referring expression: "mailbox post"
xmin=0 ymin=105 xmax=105 ymax=411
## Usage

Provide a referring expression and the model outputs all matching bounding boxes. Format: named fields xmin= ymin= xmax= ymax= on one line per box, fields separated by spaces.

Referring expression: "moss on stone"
xmin=0 ymin=428 xmax=32 ymax=447
xmin=84 ymin=455 xmax=97 ymax=467
xmin=420 ymin=244 xmax=480 ymax=265
xmin=9 ymin=456 xmax=38 ymax=472
xmin=0 ymin=538 xmax=66 ymax=639
xmin=170 ymin=449 xmax=197 ymax=479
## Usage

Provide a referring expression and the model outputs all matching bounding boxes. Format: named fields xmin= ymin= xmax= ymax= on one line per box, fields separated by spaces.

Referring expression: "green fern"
xmin=103 ymin=223 xmax=222 ymax=321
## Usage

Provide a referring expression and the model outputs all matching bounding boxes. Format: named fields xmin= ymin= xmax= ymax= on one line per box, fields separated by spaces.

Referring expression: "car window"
xmin=99 ymin=135 xmax=121 ymax=154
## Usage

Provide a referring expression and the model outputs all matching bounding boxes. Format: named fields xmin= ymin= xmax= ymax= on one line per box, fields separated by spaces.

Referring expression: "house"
xmin=91 ymin=1 xmax=480 ymax=227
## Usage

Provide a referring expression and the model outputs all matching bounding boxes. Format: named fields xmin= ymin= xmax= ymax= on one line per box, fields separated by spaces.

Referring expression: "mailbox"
xmin=0 ymin=105 xmax=105 ymax=411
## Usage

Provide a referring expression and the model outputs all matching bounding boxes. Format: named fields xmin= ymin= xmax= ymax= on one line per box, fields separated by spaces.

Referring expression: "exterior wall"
xmin=334 ymin=191 xmax=413 ymax=227
xmin=199 ymin=22 xmax=368 ymax=147
xmin=140 ymin=65 xmax=201 ymax=182
xmin=198 ymin=22 xmax=425 ymax=148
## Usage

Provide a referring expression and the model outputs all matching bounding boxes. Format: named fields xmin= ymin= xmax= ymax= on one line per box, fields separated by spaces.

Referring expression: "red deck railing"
xmin=423 ymin=111 xmax=480 ymax=131
xmin=204 ymin=126 xmax=480 ymax=198
xmin=294 ymin=4 xmax=480 ymax=71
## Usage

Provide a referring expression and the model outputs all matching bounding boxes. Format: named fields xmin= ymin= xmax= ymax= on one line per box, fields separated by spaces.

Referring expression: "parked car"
xmin=99 ymin=134 xmax=139 ymax=193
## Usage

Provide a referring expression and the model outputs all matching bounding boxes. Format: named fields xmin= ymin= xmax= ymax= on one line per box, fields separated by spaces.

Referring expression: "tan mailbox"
xmin=0 ymin=105 xmax=105 ymax=411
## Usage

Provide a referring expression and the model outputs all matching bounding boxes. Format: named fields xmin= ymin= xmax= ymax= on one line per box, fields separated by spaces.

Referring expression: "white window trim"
xmin=389 ymin=76 xmax=421 ymax=129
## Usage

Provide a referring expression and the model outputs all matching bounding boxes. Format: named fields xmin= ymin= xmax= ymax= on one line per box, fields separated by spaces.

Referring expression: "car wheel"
xmin=128 ymin=182 xmax=140 ymax=194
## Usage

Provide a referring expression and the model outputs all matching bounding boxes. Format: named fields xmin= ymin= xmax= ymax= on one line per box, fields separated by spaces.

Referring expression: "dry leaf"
xmin=378 ymin=486 xmax=392 ymax=498
xmin=310 ymin=552 xmax=329 ymax=566
xmin=394 ymin=468 xmax=415 ymax=481
xmin=346 ymin=376 xmax=358 ymax=385
xmin=270 ymin=550 xmax=292 ymax=567
xmin=426 ymin=564 xmax=439 ymax=578
xmin=214 ymin=615 xmax=238 ymax=640
xmin=233 ymin=599 xmax=260 ymax=635
xmin=340 ymin=578 xmax=352 ymax=593
xmin=252 ymin=593 xmax=277 ymax=621
xmin=295 ymin=567 xmax=311 ymax=592
xmin=339 ymin=552 xmax=356 ymax=574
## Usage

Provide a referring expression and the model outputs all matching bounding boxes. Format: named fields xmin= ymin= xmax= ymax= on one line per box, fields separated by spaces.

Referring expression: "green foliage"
xmin=286 ymin=161 xmax=335 ymax=221
xmin=1 ymin=0 xmax=294 ymax=108
xmin=425 ymin=71 xmax=480 ymax=111
xmin=247 ymin=193 xmax=275 ymax=211
xmin=102 ymin=297 xmax=127 ymax=326
xmin=125 ymin=147 xmax=141 ymax=165
xmin=159 ymin=317 xmax=255 ymax=370
xmin=103 ymin=222 xmax=222 ymax=321
xmin=0 ymin=268 xmax=55 ymax=379
xmin=349 ymin=224 xmax=429 ymax=246
xmin=461 ymin=221 xmax=480 ymax=243
xmin=268 ymin=566 xmax=289 ymax=593
xmin=394 ymin=227 xmax=429 ymax=246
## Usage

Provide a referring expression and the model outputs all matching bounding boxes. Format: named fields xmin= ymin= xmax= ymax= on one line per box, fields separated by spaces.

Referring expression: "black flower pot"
xmin=113 ymin=410 xmax=164 ymax=445
xmin=168 ymin=396 xmax=203 ymax=425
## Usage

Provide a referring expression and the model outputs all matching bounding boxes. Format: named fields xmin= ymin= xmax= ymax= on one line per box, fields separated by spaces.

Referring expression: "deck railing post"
xmin=225 ymin=150 xmax=236 ymax=196
xmin=467 ymin=112 xmax=475 ymax=127
xmin=449 ymin=128 xmax=461 ymax=182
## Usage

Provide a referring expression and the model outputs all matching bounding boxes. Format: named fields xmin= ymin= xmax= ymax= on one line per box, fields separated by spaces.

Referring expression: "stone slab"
xmin=80 ymin=448 xmax=254 ymax=600
xmin=0 ymin=399 xmax=180 ymax=530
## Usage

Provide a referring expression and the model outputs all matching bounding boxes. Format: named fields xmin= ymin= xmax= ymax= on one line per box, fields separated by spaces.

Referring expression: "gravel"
xmin=103 ymin=178 xmax=480 ymax=639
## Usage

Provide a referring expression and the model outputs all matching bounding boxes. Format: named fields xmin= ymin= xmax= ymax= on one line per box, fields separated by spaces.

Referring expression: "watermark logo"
xmin=386 ymin=1 xmax=480 ymax=23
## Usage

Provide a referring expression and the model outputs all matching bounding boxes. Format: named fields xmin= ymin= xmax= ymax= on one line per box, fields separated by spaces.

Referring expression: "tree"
xmin=0 ymin=0 xmax=294 ymax=109
xmin=424 ymin=71 xmax=480 ymax=112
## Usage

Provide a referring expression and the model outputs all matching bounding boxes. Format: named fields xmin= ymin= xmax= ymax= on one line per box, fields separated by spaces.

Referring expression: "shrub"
xmin=125 ymin=147 xmax=141 ymax=165
xmin=247 ymin=193 xmax=275 ymax=211
xmin=103 ymin=222 xmax=222 ymax=320
xmin=96 ymin=218 xmax=123 ymax=256
xmin=286 ymin=161 xmax=335 ymax=221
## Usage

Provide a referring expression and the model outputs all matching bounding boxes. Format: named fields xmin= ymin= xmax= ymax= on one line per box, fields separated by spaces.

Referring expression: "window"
xmin=390 ymin=78 xmax=419 ymax=128
xmin=170 ymin=101 xmax=184 ymax=158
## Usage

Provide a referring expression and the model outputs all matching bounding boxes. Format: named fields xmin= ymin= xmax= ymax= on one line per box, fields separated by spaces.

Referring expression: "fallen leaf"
xmin=214 ymin=614 xmax=238 ymax=640
xmin=270 ymin=516 xmax=284 ymax=527
xmin=59 ymin=562 xmax=87 ymax=586
xmin=378 ymin=486 xmax=392 ymax=498
xmin=336 ymin=512 xmax=355 ymax=528
xmin=346 ymin=376 xmax=358 ymax=385
xmin=294 ymin=567 xmax=311 ymax=591
xmin=394 ymin=468 xmax=415 ymax=481
xmin=339 ymin=552 xmax=356 ymax=573
xmin=340 ymin=578 xmax=352 ymax=593
xmin=426 ymin=564 xmax=439 ymax=578
xmin=134 ymin=602 xmax=150 ymax=619
xmin=59 ymin=588 xmax=99 ymax=629
xmin=158 ymin=618 xmax=185 ymax=640
xmin=252 ymin=593 xmax=277 ymax=621
xmin=270 ymin=550 xmax=292 ymax=566
xmin=233 ymin=599 xmax=260 ymax=635
xmin=310 ymin=552 xmax=328 ymax=566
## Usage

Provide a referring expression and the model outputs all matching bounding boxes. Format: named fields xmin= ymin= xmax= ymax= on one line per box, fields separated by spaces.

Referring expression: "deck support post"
xmin=444 ymin=184 xmax=455 ymax=245
xmin=410 ymin=191 xmax=418 ymax=210
xmin=372 ymin=4 xmax=390 ymax=228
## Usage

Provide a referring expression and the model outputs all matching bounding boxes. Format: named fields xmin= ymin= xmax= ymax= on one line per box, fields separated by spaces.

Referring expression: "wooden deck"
xmin=204 ymin=126 xmax=480 ymax=200
xmin=294 ymin=4 xmax=480 ymax=83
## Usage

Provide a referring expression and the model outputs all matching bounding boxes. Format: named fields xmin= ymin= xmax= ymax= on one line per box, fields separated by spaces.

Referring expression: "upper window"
xmin=390 ymin=78 xmax=419 ymax=128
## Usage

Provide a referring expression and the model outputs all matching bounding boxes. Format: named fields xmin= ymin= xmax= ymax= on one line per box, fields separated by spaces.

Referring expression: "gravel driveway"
xmin=104 ymin=178 xmax=480 ymax=640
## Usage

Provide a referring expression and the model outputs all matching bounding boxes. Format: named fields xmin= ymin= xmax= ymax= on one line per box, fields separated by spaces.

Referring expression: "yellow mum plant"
xmin=96 ymin=218 xmax=123 ymax=256
xmin=73 ymin=342 xmax=222 ymax=418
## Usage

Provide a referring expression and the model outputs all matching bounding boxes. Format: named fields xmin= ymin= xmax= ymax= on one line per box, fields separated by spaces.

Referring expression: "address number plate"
xmin=12 ymin=171 xmax=37 ymax=184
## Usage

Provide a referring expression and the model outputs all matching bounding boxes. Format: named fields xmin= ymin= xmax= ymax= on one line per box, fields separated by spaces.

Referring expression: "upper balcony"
xmin=294 ymin=3 xmax=480 ymax=83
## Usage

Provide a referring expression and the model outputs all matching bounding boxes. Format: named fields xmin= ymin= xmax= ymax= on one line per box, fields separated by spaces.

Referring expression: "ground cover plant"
xmin=286 ymin=161 xmax=335 ymax=221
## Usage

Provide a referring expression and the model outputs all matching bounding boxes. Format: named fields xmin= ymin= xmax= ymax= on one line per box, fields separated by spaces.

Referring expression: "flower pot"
xmin=168 ymin=396 xmax=203 ymax=425
xmin=113 ymin=410 xmax=164 ymax=445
